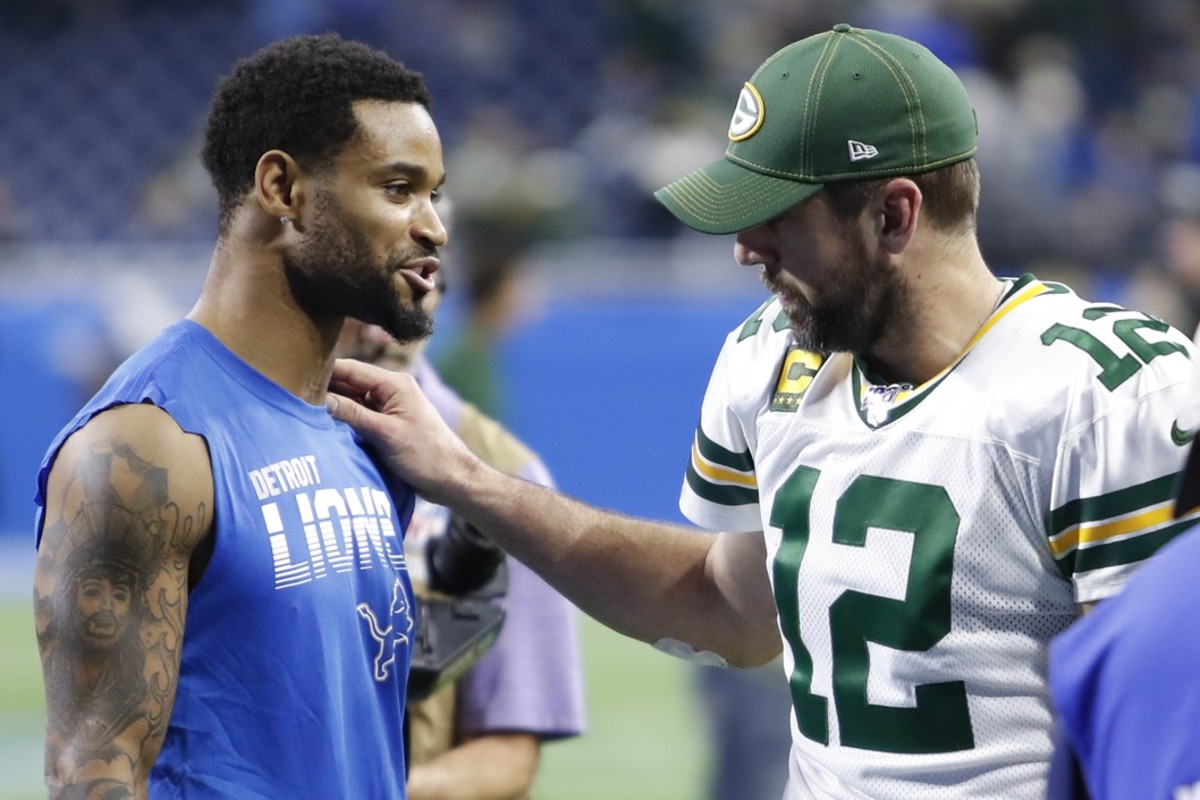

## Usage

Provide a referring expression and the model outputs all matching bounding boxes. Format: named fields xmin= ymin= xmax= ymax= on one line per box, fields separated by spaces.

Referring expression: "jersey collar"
xmin=851 ymin=273 xmax=1053 ymax=429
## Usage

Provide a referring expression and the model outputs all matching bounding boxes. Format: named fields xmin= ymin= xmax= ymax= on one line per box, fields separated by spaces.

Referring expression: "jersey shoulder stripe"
xmin=1048 ymin=471 xmax=1186 ymax=577
xmin=696 ymin=424 xmax=755 ymax=472
xmin=1048 ymin=472 xmax=1179 ymax=547
xmin=1071 ymin=517 xmax=1194 ymax=575
xmin=685 ymin=429 xmax=757 ymax=507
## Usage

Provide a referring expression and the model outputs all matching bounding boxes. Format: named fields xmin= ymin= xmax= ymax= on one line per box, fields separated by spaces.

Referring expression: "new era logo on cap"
xmin=848 ymin=140 xmax=879 ymax=162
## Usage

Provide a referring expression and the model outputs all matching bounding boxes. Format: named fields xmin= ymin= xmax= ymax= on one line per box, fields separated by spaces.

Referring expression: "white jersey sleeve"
xmin=1040 ymin=291 xmax=1199 ymax=602
xmin=681 ymin=297 xmax=795 ymax=533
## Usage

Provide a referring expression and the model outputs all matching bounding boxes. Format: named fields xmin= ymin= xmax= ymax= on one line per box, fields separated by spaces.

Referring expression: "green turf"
xmin=0 ymin=600 xmax=709 ymax=799
xmin=534 ymin=614 xmax=709 ymax=799
xmin=0 ymin=602 xmax=41 ymax=714
xmin=0 ymin=598 xmax=44 ymax=800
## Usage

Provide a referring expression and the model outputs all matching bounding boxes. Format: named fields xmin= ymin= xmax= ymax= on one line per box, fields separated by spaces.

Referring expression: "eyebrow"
xmin=372 ymin=161 xmax=446 ymax=188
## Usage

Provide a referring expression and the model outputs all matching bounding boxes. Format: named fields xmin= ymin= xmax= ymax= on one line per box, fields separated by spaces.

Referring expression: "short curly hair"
xmin=202 ymin=33 xmax=432 ymax=232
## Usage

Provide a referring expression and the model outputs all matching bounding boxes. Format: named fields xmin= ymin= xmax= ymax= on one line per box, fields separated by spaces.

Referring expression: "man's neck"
xmin=188 ymin=240 xmax=341 ymax=405
xmin=865 ymin=241 xmax=1000 ymax=386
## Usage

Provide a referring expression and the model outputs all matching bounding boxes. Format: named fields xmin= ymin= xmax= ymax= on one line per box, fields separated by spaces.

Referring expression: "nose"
xmin=413 ymin=200 xmax=448 ymax=249
xmin=734 ymin=226 xmax=773 ymax=268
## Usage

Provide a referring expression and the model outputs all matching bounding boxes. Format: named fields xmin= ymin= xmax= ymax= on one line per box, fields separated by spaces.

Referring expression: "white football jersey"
xmin=681 ymin=275 xmax=1199 ymax=799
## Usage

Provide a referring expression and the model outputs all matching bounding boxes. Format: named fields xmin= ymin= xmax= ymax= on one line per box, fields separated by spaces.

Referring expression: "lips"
xmin=398 ymin=256 xmax=439 ymax=293
xmin=85 ymin=613 xmax=119 ymax=643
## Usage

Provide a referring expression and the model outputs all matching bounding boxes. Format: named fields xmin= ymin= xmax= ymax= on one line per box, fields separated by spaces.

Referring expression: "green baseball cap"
xmin=654 ymin=24 xmax=978 ymax=234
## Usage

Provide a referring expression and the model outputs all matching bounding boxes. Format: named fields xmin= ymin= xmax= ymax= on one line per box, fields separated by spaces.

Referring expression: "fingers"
xmin=329 ymin=357 xmax=420 ymax=414
xmin=330 ymin=357 xmax=396 ymax=394
xmin=326 ymin=391 xmax=368 ymax=430
xmin=327 ymin=391 xmax=403 ymax=454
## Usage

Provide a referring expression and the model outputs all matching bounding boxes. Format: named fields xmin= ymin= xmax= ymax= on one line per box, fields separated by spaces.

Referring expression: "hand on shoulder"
xmin=328 ymin=358 xmax=486 ymax=505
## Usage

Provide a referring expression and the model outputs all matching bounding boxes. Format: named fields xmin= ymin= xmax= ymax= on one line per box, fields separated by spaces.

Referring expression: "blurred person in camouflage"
xmin=339 ymin=261 xmax=585 ymax=800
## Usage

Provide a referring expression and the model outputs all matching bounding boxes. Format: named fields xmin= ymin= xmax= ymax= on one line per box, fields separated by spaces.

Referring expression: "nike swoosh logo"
xmin=1172 ymin=420 xmax=1194 ymax=446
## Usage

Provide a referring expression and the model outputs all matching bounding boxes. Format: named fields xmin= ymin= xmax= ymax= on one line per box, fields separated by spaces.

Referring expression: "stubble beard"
xmin=768 ymin=234 xmax=901 ymax=355
xmin=284 ymin=191 xmax=434 ymax=345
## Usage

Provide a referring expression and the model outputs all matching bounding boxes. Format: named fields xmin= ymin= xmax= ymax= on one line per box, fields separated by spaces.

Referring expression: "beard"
xmin=763 ymin=230 xmax=905 ymax=355
xmin=283 ymin=189 xmax=434 ymax=345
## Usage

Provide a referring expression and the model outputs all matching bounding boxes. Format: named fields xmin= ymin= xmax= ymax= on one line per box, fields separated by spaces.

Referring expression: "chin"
xmin=380 ymin=310 xmax=433 ymax=345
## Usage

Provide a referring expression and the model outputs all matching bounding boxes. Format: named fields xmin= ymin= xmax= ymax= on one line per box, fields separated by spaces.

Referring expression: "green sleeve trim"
xmin=1056 ymin=516 xmax=1192 ymax=577
xmin=685 ymin=463 xmax=759 ymax=507
xmin=695 ymin=427 xmax=755 ymax=473
xmin=1048 ymin=473 xmax=1179 ymax=535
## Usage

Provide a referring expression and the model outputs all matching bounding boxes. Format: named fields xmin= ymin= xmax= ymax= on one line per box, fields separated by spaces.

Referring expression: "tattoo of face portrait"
xmin=45 ymin=542 xmax=150 ymax=751
xmin=36 ymin=437 xmax=207 ymax=787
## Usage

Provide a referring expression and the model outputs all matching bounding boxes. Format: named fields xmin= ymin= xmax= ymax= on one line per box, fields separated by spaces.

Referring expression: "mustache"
xmin=758 ymin=268 xmax=787 ymax=297
xmin=759 ymin=267 xmax=805 ymax=306
xmin=759 ymin=266 xmax=787 ymax=296
xmin=390 ymin=245 xmax=439 ymax=270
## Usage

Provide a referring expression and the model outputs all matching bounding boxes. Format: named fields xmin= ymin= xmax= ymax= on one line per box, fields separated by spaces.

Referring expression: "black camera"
xmin=427 ymin=513 xmax=506 ymax=596
xmin=407 ymin=513 xmax=507 ymax=702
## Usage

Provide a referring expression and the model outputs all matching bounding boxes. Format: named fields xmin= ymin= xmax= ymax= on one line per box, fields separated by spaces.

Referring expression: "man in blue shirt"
xmin=34 ymin=33 xmax=446 ymax=797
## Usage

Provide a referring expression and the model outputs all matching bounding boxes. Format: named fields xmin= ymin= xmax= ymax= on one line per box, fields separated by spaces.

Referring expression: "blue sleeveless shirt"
xmin=35 ymin=320 xmax=416 ymax=799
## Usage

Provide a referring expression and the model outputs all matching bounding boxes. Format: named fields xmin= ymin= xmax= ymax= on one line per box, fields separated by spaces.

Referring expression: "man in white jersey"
xmin=323 ymin=24 xmax=1199 ymax=799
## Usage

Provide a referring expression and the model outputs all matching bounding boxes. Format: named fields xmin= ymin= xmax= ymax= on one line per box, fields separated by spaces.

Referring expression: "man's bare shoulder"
xmin=41 ymin=402 xmax=214 ymax=558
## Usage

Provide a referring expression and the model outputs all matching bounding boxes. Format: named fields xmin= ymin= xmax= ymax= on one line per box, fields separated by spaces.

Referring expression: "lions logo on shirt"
xmin=357 ymin=578 xmax=414 ymax=683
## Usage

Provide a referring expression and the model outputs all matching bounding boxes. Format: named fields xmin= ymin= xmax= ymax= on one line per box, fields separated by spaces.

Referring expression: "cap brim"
xmin=653 ymin=157 xmax=823 ymax=235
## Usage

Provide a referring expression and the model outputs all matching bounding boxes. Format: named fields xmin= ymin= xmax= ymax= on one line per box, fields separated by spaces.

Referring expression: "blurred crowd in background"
xmin=0 ymin=0 xmax=1199 ymax=322
xmin=3 ymin=0 xmax=1200 ymax=525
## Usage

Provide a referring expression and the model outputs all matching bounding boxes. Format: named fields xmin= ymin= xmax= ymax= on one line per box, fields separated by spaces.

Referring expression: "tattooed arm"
xmin=34 ymin=404 xmax=213 ymax=799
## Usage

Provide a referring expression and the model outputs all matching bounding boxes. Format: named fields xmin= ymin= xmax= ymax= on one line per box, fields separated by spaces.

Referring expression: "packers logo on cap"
xmin=728 ymin=83 xmax=764 ymax=142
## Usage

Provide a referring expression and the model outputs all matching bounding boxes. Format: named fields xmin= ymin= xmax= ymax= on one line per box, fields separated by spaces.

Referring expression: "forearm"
xmin=406 ymin=733 xmax=539 ymax=800
xmin=326 ymin=362 xmax=778 ymax=663
xmin=445 ymin=461 xmax=768 ymax=664
xmin=47 ymin=778 xmax=141 ymax=800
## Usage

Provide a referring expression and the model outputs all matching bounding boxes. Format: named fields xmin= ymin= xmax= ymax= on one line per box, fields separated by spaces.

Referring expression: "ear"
xmin=876 ymin=178 xmax=922 ymax=254
xmin=254 ymin=149 xmax=309 ymax=229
